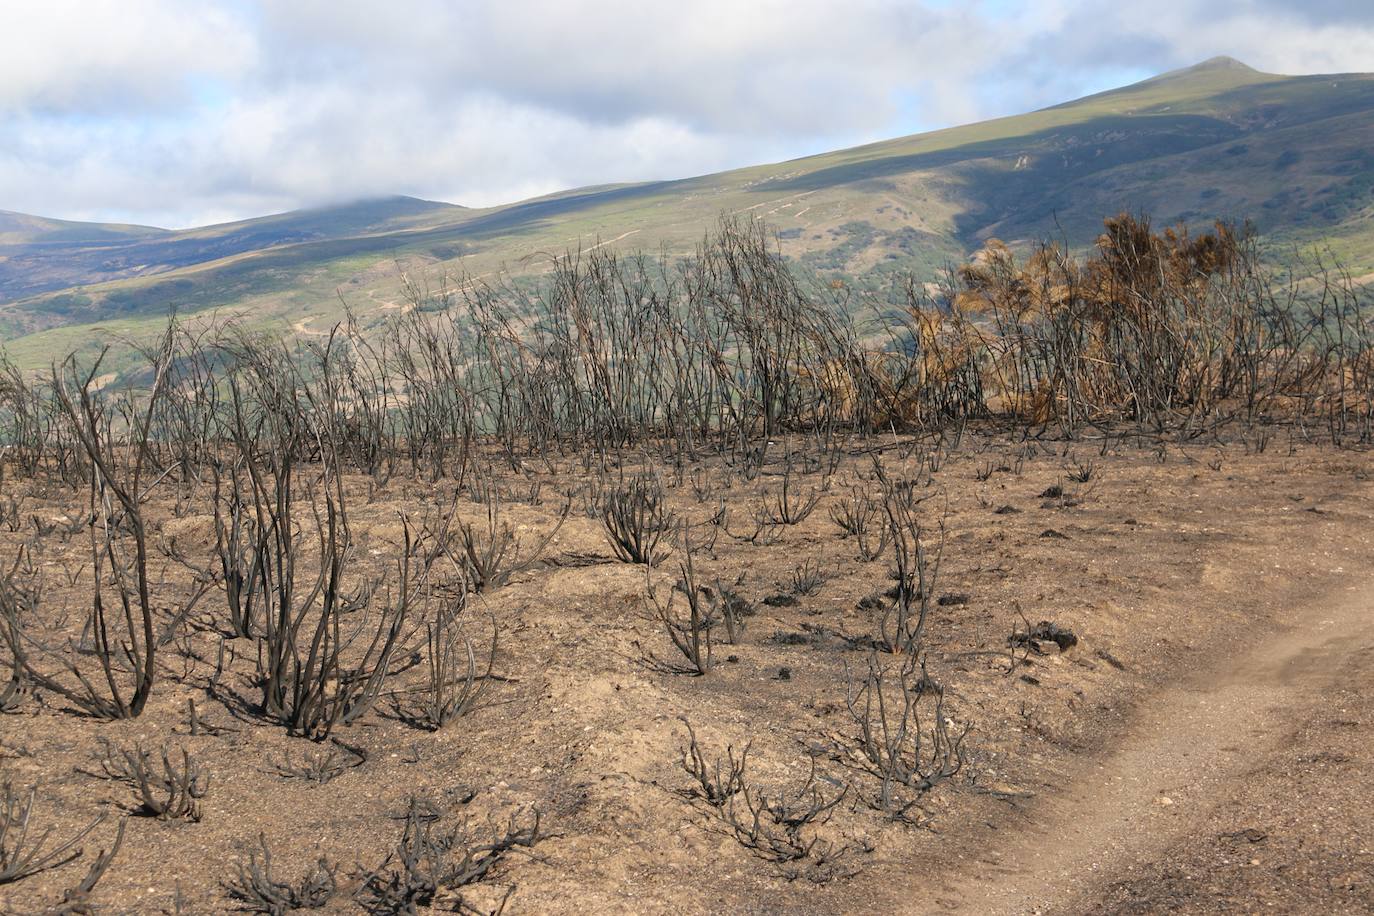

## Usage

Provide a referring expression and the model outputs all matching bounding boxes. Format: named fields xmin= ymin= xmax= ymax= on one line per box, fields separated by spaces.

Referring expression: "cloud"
xmin=1251 ymin=0 xmax=1374 ymax=27
xmin=0 ymin=0 xmax=1370 ymax=228
xmin=0 ymin=1 xmax=255 ymax=115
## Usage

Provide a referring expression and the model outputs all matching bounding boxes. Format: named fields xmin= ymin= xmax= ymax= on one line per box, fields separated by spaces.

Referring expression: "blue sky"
xmin=1 ymin=0 xmax=1370 ymax=228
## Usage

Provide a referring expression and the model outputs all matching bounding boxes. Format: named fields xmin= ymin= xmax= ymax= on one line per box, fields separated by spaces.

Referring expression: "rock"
xmin=1009 ymin=620 xmax=1079 ymax=652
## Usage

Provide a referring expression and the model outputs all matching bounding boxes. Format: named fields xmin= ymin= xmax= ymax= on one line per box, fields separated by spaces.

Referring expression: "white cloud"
xmin=0 ymin=0 xmax=1370 ymax=227
xmin=0 ymin=0 xmax=255 ymax=114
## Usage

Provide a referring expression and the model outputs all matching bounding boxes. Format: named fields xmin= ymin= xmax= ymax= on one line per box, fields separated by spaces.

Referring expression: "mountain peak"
xmin=1150 ymin=55 xmax=1263 ymax=82
xmin=1076 ymin=55 xmax=1274 ymax=102
xmin=1187 ymin=55 xmax=1257 ymax=73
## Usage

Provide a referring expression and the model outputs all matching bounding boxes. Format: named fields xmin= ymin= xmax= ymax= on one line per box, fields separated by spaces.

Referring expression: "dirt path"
xmin=938 ymin=575 xmax=1374 ymax=914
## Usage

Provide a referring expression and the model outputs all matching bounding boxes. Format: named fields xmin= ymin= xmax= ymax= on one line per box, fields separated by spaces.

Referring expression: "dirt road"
xmin=940 ymin=575 xmax=1374 ymax=914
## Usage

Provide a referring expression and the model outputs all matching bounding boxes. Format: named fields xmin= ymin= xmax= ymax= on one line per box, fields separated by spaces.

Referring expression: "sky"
xmin=1 ymin=0 xmax=1371 ymax=229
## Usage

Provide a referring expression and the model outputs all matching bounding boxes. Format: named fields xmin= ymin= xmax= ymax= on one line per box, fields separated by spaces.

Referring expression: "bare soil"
xmin=2 ymin=432 xmax=1372 ymax=915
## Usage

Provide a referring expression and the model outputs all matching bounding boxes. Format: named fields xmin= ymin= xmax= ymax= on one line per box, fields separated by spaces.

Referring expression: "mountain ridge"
xmin=0 ymin=195 xmax=464 ymax=305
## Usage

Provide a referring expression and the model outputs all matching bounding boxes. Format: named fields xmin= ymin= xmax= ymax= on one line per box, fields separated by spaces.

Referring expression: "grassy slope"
xmin=3 ymin=57 xmax=1373 ymax=369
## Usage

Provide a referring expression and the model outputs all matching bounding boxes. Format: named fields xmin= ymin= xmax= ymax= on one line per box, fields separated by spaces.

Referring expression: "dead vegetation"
xmin=359 ymin=797 xmax=542 ymax=914
xmin=265 ymin=739 xmax=367 ymax=786
xmin=843 ymin=654 xmax=968 ymax=823
xmin=225 ymin=836 xmax=339 ymax=914
xmin=679 ymin=723 xmax=857 ymax=883
xmin=97 ymin=741 xmax=209 ymax=821
xmin=601 ymin=473 xmax=674 ymax=566
xmin=1 ymin=782 xmax=122 ymax=910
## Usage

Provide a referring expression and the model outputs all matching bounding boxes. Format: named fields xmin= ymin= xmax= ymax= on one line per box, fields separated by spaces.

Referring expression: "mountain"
xmin=3 ymin=57 xmax=1373 ymax=365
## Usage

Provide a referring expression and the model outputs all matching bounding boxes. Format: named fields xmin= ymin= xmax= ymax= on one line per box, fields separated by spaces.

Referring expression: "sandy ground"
xmin=1 ymin=431 xmax=1371 ymax=914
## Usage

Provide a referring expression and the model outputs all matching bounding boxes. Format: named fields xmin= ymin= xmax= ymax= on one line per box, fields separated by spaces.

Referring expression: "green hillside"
xmin=2 ymin=56 xmax=1372 ymax=368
